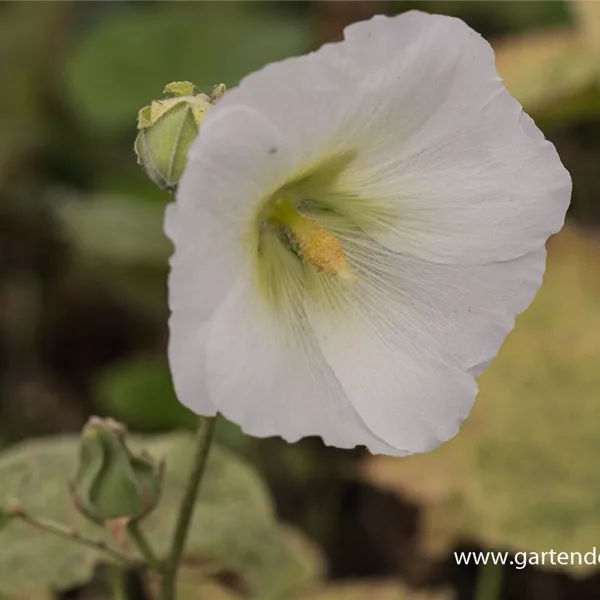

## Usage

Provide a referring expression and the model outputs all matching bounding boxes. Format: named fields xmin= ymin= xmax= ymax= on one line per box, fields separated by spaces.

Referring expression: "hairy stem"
xmin=106 ymin=564 xmax=129 ymax=600
xmin=474 ymin=562 xmax=504 ymax=600
xmin=159 ymin=416 xmax=217 ymax=600
xmin=127 ymin=520 xmax=163 ymax=573
xmin=10 ymin=506 xmax=132 ymax=567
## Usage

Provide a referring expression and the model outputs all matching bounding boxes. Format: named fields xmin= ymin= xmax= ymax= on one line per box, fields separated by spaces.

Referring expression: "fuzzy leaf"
xmin=278 ymin=525 xmax=326 ymax=593
xmin=0 ymin=433 xmax=311 ymax=595
xmin=177 ymin=581 xmax=244 ymax=600
xmin=171 ymin=527 xmax=324 ymax=600
xmin=296 ymin=581 xmax=453 ymax=600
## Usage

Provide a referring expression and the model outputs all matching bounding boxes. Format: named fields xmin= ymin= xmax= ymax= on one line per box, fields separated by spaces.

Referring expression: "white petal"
xmin=213 ymin=11 xmax=570 ymax=265
xmin=167 ymin=105 xmax=297 ymax=319
xmin=168 ymin=311 xmax=216 ymax=416
xmin=167 ymin=107 xmax=302 ymax=415
xmin=320 ymin=213 xmax=547 ymax=376
xmin=203 ymin=263 xmax=403 ymax=455
xmin=304 ymin=266 xmax=479 ymax=454
xmin=303 ymin=217 xmax=546 ymax=453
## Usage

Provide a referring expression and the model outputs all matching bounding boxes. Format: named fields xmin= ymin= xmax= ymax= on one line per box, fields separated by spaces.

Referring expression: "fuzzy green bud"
xmin=70 ymin=417 xmax=163 ymax=525
xmin=134 ymin=81 xmax=225 ymax=192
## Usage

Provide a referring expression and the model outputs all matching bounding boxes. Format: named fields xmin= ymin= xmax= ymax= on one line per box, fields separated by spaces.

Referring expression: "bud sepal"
xmin=70 ymin=417 xmax=164 ymax=526
xmin=134 ymin=81 xmax=225 ymax=192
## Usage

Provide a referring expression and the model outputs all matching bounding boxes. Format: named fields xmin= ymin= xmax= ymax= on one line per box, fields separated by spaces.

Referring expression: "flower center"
xmin=269 ymin=198 xmax=352 ymax=279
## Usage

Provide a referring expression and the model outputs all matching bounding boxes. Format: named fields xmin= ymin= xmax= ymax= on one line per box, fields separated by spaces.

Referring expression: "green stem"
xmin=10 ymin=507 xmax=132 ymax=567
xmin=474 ymin=562 xmax=504 ymax=600
xmin=159 ymin=416 xmax=218 ymax=600
xmin=107 ymin=564 xmax=128 ymax=600
xmin=127 ymin=520 xmax=163 ymax=573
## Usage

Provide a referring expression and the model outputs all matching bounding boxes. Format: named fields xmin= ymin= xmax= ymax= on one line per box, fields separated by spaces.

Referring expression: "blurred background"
xmin=1 ymin=1 xmax=600 ymax=600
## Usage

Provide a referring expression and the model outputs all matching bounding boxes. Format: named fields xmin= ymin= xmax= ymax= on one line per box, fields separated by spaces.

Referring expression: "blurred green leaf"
xmin=171 ymin=525 xmax=324 ymax=600
xmin=296 ymin=581 xmax=453 ymax=600
xmin=96 ymin=357 xmax=196 ymax=431
xmin=0 ymin=432 xmax=316 ymax=595
xmin=492 ymin=0 xmax=600 ymax=127
xmin=571 ymin=0 xmax=600 ymax=56
xmin=213 ymin=418 xmax=255 ymax=456
xmin=57 ymin=194 xmax=171 ymax=267
xmin=95 ymin=357 xmax=255 ymax=455
xmin=279 ymin=524 xmax=326 ymax=592
xmin=494 ymin=28 xmax=600 ymax=125
xmin=64 ymin=4 xmax=311 ymax=133
xmin=164 ymin=525 xmax=323 ymax=600
xmin=172 ymin=577 xmax=449 ymax=600
xmin=56 ymin=192 xmax=171 ymax=311
xmin=0 ymin=589 xmax=54 ymax=600
xmin=394 ymin=1 xmax=570 ymax=36
xmin=176 ymin=579 xmax=244 ymax=600
xmin=0 ymin=508 xmax=11 ymax=532
xmin=0 ymin=3 xmax=60 ymax=181
xmin=360 ymin=227 xmax=600 ymax=573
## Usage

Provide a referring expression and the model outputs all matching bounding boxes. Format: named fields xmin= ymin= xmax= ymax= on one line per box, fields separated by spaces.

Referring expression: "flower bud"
xmin=70 ymin=417 xmax=163 ymax=525
xmin=134 ymin=81 xmax=225 ymax=192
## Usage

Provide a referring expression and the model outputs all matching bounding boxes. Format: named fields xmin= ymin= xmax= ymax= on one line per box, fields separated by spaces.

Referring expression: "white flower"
xmin=165 ymin=11 xmax=571 ymax=456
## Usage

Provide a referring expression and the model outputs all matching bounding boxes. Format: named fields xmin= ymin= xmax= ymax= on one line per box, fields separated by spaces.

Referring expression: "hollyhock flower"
xmin=165 ymin=11 xmax=571 ymax=455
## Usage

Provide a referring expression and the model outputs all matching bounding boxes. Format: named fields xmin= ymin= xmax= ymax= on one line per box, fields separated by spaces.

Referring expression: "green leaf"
xmin=171 ymin=526 xmax=324 ymax=600
xmin=296 ymin=581 xmax=453 ymax=600
xmin=0 ymin=433 xmax=312 ymax=595
xmin=0 ymin=508 xmax=11 ymax=532
xmin=56 ymin=193 xmax=172 ymax=312
xmin=278 ymin=525 xmax=325 ymax=592
xmin=0 ymin=589 xmax=54 ymax=600
xmin=95 ymin=357 xmax=197 ymax=431
xmin=360 ymin=227 xmax=600 ymax=573
xmin=494 ymin=28 xmax=600 ymax=125
xmin=57 ymin=194 xmax=171 ymax=268
xmin=0 ymin=3 xmax=59 ymax=179
xmin=391 ymin=1 xmax=569 ymax=35
xmin=571 ymin=0 xmax=600 ymax=56
xmin=95 ymin=358 xmax=255 ymax=456
xmin=176 ymin=579 xmax=244 ymax=600
xmin=64 ymin=4 xmax=311 ymax=134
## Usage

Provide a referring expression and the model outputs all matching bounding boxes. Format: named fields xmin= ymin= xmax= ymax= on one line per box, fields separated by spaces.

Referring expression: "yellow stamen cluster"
xmin=270 ymin=200 xmax=353 ymax=279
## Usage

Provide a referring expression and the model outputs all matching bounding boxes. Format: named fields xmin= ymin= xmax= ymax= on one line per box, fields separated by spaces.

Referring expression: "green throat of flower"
xmin=251 ymin=153 xmax=397 ymax=310
xmin=253 ymin=191 xmax=357 ymax=311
